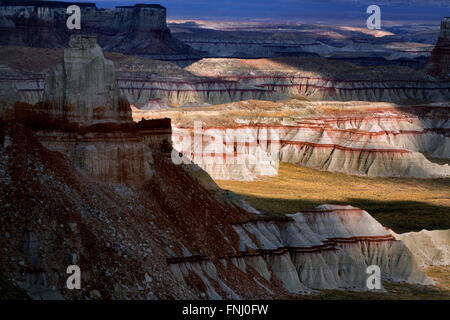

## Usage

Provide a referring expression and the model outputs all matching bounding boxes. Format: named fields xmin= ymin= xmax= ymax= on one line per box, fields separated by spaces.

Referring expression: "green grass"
xmin=217 ymin=163 xmax=450 ymax=233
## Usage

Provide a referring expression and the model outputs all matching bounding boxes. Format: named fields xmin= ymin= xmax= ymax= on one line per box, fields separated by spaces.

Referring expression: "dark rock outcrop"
xmin=0 ymin=0 xmax=198 ymax=63
xmin=427 ymin=17 xmax=450 ymax=79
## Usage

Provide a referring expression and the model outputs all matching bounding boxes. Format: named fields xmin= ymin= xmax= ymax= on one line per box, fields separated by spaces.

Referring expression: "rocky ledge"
xmin=138 ymin=100 xmax=450 ymax=180
xmin=7 ymin=35 xmax=172 ymax=184
xmin=427 ymin=17 xmax=450 ymax=79
xmin=0 ymin=34 xmax=445 ymax=300
xmin=0 ymin=0 xmax=198 ymax=63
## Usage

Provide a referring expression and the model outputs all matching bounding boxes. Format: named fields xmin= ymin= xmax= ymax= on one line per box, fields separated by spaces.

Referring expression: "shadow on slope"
xmin=236 ymin=195 xmax=450 ymax=233
xmin=0 ymin=271 xmax=30 ymax=300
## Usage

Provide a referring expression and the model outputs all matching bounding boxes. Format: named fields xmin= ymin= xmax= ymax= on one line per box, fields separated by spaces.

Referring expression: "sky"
xmin=53 ymin=0 xmax=450 ymax=24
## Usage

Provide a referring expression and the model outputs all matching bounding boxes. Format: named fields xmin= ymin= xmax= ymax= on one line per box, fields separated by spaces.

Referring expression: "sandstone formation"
xmin=43 ymin=35 xmax=130 ymax=124
xmin=0 ymin=132 xmax=433 ymax=299
xmin=0 ymin=121 xmax=255 ymax=299
xmin=185 ymin=58 xmax=450 ymax=104
xmin=2 ymin=48 xmax=450 ymax=108
xmin=393 ymin=230 xmax=450 ymax=268
xmin=13 ymin=35 xmax=172 ymax=185
xmin=426 ymin=17 xmax=450 ymax=79
xmin=169 ymin=204 xmax=430 ymax=295
xmin=0 ymin=35 xmax=437 ymax=299
xmin=0 ymin=69 xmax=21 ymax=119
xmin=171 ymin=20 xmax=434 ymax=69
xmin=0 ymin=0 xmax=198 ymax=64
xmin=143 ymin=100 xmax=450 ymax=180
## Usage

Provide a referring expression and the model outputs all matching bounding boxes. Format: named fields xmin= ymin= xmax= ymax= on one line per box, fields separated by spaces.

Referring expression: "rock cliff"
xmin=185 ymin=58 xmax=450 ymax=104
xmin=2 ymin=47 xmax=450 ymax=107
xmin=0 ymin=35 xmax=437 ymax=299
xmin=142 ymin=100 xmax=450 ymax=180
xmin=43 ymin=35 xmax=130 ymax=124
xmin=14 ymin=35 xmax=172 ymax=185
xmin=0 ymin=129 xmax=433 ymax=298
xmin=0 ymin=1 xmax=198 ymax=63
xmin=427 ymin=17 xmax=450 ymax=79
xmin=171 ymin=20 xmax=434 ymax=69
xmin=393 ymin=230 xmax=450 ymax=268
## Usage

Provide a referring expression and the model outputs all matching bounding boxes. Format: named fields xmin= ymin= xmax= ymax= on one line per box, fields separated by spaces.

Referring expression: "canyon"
xmin=129 ymin=18 xmax=450 ymax=181
xmin=2 ymin=51 xmax=450 ymax=108
xmin=0 ymin=2 xmax=448 ymax=301
xmin=137 ymin=100 xmax=450 ymax=180
xmin=1 ymin=4 xmax=449 ymax=108
xmin=0 ymin=34 xmax=445 ymax=299
xmin=170 ymin=20 xmax=435 ymax=69
xmin=0 ymin=0 xmax=198 ymax=64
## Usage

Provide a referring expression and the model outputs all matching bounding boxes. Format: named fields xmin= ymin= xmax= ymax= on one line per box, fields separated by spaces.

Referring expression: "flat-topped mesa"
xmin=21 ymin=35 xmax=174 ymax=185
xmin=42 ymin=35 xmax=131 ymax=124
xmin=0 ymin=1 xmax=197 ymax=63
xmin=426 ymin=17 xmax=450 ymax=79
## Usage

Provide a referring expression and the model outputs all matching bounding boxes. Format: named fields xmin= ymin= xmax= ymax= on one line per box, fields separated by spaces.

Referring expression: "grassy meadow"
xmin=216 ymin=163 xmax=450 ymax=233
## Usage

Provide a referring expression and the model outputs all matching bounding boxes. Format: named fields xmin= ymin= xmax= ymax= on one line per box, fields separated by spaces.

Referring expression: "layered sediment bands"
xmin=118 ymin=59 xmax=450 ymax=105
xmin=186 ymin=58 xmax=450 ymax=103
xmin=12 ymin=35 xmax=173 ymax=185
xmin=20 ymin=97 xmax=172 ymax=185
xmin=0 ymin=121 xmax=436 ymax=299
xmin=43 ymin=35 xmax=131 ymax=124
xmin=172 ymin=125 xmax=279 ymax=181
xmin=426 ymin=17 xmax=450 ymax=79
xmin=36 ymin=130 xmax=154 ymax=185
xmin=278 ymin=113 xmax=450 ymax=177
xmin=0 ymin=70 xmax=21 ymax=118
xmin=28 ymin=35 xmax=156 ymax=184
xmin=4 ymin=54 xmax=450 ymax=107
xmin=11 ymin=72 xmax=450 ymax=107
xmin=5 ymin=74 xmax=277 ymax=108
xmin=168 ymin=205 xmax=430 ymax=294
xmin=0 ymin=1 xmax=198 ymax=62
xmin=171 ymin=23 xmax=433 ymax=66
xmin=0 ymin=64 xmax=42 ymax=105
xmin=151 ymin=102 xmax=450 ymax=180
xmin=218 ymin=75 xmax=450 ymax=102
xmin=0 ymin=47 xmax=436 ymax=297
xmin=179 ymin=38 xmax=329 ymax=58
xmin=118 ymin=77 xmax=276 ymax=107
xmin=0 ymin=122 xmax=277 ymax=299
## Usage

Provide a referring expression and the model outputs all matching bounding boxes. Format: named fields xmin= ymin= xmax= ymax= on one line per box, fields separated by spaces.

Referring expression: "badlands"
xmin=0 ymin=2 xmax=449 ymax=300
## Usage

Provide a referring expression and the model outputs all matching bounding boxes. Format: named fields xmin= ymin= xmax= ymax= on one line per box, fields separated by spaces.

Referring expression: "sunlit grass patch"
xmin=216 ymin=163 xmax=450 ymax=233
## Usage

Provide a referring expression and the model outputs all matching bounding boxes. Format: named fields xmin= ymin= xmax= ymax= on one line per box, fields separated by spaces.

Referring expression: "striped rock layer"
xmin=8 ymin=71 xmax=450 ymax=107
xmin=3 ymin=54 xmax=450 ymax=108
xmin=170 ymin=107 xmax=449 ymax=180
xmin=168 ymin=204 xmax=430 ymax=297
xmin=0 ymin=121 xmax=433 ymax=298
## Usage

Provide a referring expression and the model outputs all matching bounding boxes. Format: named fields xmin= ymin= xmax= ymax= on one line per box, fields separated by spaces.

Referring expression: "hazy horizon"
xmin=40 ymin=0 xmax=449 ymax=25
